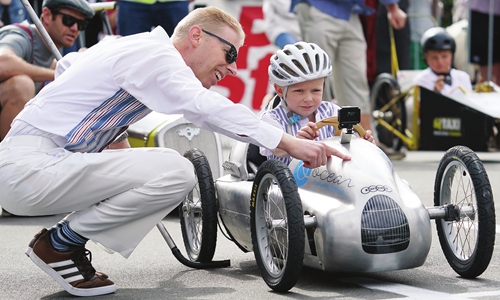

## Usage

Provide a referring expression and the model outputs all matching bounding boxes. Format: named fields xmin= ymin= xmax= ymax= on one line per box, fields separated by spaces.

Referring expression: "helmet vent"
xmin=301 ymin=54 xmax=312 ymax=74
xmin=271 ymin=70 xmax=286 ymax=80
xmin=280 ymin=63 xmax=299 ymax=77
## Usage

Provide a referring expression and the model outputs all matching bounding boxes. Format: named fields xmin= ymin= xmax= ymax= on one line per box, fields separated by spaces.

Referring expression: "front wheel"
xmin=179 ymin=148 xmax=218 ymax=262
xmin=434 ymin=146 xmax=495 ymax=278
xmin=250 ymin=160 xmax=305 ymax=292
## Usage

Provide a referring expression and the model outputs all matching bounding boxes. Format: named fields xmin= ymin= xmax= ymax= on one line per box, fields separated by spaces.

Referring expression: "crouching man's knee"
xmin=0 ymin=75 xmax=36 ymax=108
xmin=137 ymin=156 xmax=196 ymax=197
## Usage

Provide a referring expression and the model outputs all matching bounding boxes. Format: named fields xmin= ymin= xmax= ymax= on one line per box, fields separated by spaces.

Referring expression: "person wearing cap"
xmin=413 ymin=27 xmax=472 ymax=94
xmin=0 ymin=0 xmax=94 ymax=141
xmin=0 ymin=6 xmax=350 ymax=297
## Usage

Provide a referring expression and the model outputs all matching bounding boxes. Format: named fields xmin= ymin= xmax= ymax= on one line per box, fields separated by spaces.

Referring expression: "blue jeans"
xmin=118 ymin=1 xmax=189 ymax=36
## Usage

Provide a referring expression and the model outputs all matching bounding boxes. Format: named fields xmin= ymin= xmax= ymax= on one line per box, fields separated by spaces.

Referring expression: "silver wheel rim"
xmin=182 ymin=182 xmax=203 ymax=257
xmin=255 ymin=173 xmax=289 ymax=278
xmin=439 ymin=161 xmax=478 ymax=260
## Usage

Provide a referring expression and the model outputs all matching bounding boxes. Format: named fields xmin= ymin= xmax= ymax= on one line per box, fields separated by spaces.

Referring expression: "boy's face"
xmin=424 ymin=49 xmax=453 ymax=74
xmin=275 ymin=78 xmax=325 ymax=117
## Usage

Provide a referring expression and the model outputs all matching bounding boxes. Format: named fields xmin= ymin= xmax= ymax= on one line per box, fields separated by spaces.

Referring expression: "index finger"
xmin=326 ymin=144 xmax=351 ymax=161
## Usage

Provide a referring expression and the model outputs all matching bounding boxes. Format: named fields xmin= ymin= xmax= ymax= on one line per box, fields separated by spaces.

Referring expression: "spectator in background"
xmin=0 ymin=0 xmax=94 ymax=140
xmin=0 ymin=0 xmax=30 ymax=28
xmin=118 ymin=0 xmax=192 ymax=36
xmin=408 ymin=0 xmax=440 ymax=70
xmin=469 ymin=0 xmax=500 ymax=85
xmin=262 ymin=0 xmax=300 ymax=49
xmin=376 ymin=0 xmax=411 ymax=76
xmin=291 ymin=0 xmax=406 ymax=134
xmin=261 ymin=0 xmax=301 ymax=109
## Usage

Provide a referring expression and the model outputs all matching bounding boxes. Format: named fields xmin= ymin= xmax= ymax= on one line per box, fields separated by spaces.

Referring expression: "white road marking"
xmin=340 ymin=277 xmax=500 ymax=300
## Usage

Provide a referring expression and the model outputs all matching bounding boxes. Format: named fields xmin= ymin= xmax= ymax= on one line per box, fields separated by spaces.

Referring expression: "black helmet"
xmin=420 ymin=27 xmax=456 ymax=53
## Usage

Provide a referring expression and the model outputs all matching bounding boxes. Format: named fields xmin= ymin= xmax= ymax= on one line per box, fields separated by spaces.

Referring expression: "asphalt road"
xmin=1 ymin=149 xmax=500 ymax=300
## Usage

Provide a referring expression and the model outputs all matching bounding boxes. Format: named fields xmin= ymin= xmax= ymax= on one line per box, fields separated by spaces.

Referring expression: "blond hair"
xmin=172 ymin=6 xmax=245 ymax=45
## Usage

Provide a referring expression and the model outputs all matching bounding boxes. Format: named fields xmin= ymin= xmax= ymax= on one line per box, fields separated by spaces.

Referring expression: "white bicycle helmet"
xmin=268 ymin=42 xmax=332 ymax=87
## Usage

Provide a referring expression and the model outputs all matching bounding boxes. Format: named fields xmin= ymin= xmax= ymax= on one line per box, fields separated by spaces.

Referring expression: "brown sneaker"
xmin=25 ymin=228 xmax=116 ymax=296
xmin=25 ymin=228 xmax=49 ymax=256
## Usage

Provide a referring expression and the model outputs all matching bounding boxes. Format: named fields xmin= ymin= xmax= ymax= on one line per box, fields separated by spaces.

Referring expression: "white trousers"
xmin=0 ymin=135 xmax=195 ymax=258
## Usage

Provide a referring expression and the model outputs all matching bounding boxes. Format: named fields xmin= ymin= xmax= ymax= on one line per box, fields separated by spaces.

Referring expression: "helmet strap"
xmin=280 ymin=86 xmax=302 ymax=125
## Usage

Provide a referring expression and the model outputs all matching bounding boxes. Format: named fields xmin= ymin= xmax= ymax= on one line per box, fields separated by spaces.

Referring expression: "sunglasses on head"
xmin=202 ymin=29 xmax=238 ymax=64
xmin=53 ymin=11 xmax=88 ymax=31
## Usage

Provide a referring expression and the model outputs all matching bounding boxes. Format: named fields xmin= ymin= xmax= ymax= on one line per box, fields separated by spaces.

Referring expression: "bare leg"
xmin=0 ymin=75 xmax=35 ymax=139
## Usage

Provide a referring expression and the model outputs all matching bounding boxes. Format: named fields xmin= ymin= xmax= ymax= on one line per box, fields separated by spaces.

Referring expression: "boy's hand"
xmin=434 ymin=75 xmax=445 ymax=93
xmin=296 ymin=122 xmax=320 ymax=140
xmin=363 ymin=130 xmax=377 ymax=145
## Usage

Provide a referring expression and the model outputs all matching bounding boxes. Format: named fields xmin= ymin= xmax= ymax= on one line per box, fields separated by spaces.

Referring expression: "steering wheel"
xmin=315 ymin=116 xmax=366 ymax=137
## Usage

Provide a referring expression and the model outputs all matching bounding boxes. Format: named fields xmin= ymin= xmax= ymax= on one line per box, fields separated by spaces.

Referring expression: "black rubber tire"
xmin=250 ymin=160 xmax=305 ymax=292
xmin=370 ymin=73 xmax=406 ymax=151
xmin=179 ymin=148 xmax=218 ymax=262
xmin=434 ymin=146 xmax=496 ymax=278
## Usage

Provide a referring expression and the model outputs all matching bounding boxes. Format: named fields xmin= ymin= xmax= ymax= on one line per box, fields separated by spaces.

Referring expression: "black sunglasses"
xmin=202 ymin=29 xmax=238 ymax=64
xmin=53 ymin=11 xmax=88 ymax=31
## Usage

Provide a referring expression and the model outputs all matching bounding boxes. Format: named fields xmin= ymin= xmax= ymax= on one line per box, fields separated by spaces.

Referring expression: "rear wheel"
xmin=434 ymin=146 xmax=495 ymax=278
xmin=179 ymin=148 xmax=218 ymax=262
xmin=250 ymin=160 xmax=304 ymax=292
xmin=370 ymin=73 xmax=407 ymax=151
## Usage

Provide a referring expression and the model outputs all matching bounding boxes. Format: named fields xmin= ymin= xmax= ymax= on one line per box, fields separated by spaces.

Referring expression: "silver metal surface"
xmin=215 ymin=136 xmax=433 ymax=273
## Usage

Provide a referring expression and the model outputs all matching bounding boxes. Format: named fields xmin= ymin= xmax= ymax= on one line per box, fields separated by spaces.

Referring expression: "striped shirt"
xmin=260 ymin=100 xmax=339 ymax=165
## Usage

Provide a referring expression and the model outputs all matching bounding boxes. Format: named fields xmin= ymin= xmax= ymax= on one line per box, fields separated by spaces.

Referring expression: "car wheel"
xmin=250 ymin=160 xmax=304 ymax=292
xmin=434 ymin=146 xmax=495 ymax=278
xmin=370 ymin=73 xmax=406 ymax=151
xmin=179 ymin=148 xmax=218 ymax=262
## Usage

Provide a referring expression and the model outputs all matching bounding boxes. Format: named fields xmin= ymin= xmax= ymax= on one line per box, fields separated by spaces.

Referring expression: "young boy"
xmin=413 ymin=27 xmax=472 ymax=94
xmin=259 ymin=42 xmax=375 ymax=166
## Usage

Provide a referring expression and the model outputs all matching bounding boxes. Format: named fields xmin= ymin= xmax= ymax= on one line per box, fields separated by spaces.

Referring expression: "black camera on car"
xmin=338 ymin=106 xmax=360 ymax=127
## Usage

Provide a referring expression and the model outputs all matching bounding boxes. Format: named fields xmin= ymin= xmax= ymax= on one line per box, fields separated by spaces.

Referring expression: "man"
xmin=0 ymin=0 xmax=94 ymax=140
xmin=291 ymin=0 xmax=407 ymax=133
xmin=0 ymin=6 xmax=349 ymax=297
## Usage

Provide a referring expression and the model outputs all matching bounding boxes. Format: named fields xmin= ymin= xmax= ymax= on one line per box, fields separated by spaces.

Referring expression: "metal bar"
xmin=304 ymin=215 xmax=317 ymax=228
xmin=19 ymin=0 xmax=62 ymax=61
xmin=156 ymin=222 xmax=176 ymax=249
xmin=427 ymin=206 xmax=446 ymax=219
xmin=487 ymin=0 xmax=494 ymax=82
xmin=466 ymin=0 xmax=471 ymax=79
